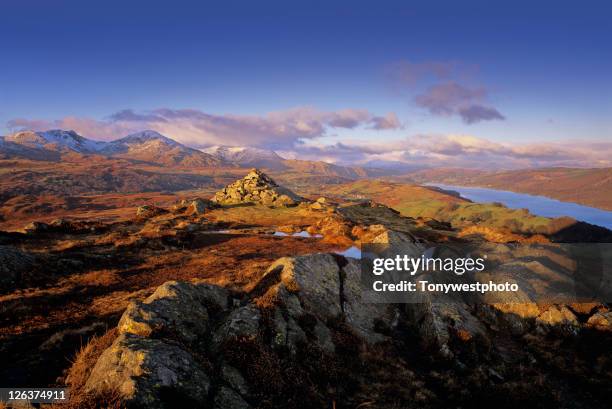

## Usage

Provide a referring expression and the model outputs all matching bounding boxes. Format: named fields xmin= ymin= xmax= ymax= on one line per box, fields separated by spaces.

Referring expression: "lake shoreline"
xmin=426 ymin=183 xmax=612 ymax=230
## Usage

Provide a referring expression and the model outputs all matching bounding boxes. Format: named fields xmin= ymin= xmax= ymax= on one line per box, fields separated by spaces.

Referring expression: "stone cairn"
xmin=213 ymin=168 xmax=301 ymax=207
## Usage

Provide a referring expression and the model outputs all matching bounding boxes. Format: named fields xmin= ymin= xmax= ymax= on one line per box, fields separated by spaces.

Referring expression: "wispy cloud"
xmin=7 ymin=109 xmax=608 ymax=170
xmin=386 ymin=60 xmax=478 ymax=86
xmin=288 ymin=134 xmax=612 ymax=169
xmin=6 ymin=107 xmax=402 ymax=148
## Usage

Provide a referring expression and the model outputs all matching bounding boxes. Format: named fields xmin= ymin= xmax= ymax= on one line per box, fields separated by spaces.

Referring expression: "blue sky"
xmin=1 ymin=0 xmax=610 ymax=168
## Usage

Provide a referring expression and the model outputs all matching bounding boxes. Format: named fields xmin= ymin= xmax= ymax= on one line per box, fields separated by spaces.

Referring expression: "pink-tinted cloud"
xmin=370 ymin=112 xmax=402 ymax=130
xmin=290 ymin=134 xmax=612 ymax=169
xmin=6 ymin=116 xmax=132 ymax=141
xmin=6 ymin=106 xmax=402 ymax=148
xmin=8 ymin=110 xmax=606 ymax=170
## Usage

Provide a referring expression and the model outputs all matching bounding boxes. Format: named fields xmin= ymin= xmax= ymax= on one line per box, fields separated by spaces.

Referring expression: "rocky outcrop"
xmin=172 ymin=198 xmax=218 ymax=215
xmin=23 ymin=219 xmax=107 ymax=234
xmin=118 ymin=281 xmax=229 ymax=342
xmin=79 ymin=248 xmax=612 ymax=409
xmin=307 ymin=214 xmax=355 ymax=246
xmin=82 ymin=253 xmax=401 ymax=408
xmin=86 ymin=333 xmax=212 ymax=407
xmin=84 ymin=281 xmax=231 ymax=408
xmin=213 ymin=169 xmax=302 ymax=207
xmin=309 ymin=197 xmax=336 ymax=212
xmin=366 ymin=229 xmax=489 ymax=358
xmin=257 ymin=253 xmax=398 ymax=344
xmin=135 ymin=205 xmax=166 ymax=219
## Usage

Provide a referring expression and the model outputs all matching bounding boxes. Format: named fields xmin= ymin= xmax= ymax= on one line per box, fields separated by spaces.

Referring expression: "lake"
xmin=428 ymin=184 xmax=612 ymax=230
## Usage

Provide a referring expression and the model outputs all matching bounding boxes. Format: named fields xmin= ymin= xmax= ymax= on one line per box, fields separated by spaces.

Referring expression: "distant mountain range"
xmin=0 ymin=129 xmax=393 ymax=179
xmin=0 ymin=129 xmax=393 ymax=205
xmin=203 ymin=144 xmax=393 ymax=180
xmin=4 ymin=130 xmax=608 ymax=211
xmin=1 ymin=130 xmax=224 ymax=167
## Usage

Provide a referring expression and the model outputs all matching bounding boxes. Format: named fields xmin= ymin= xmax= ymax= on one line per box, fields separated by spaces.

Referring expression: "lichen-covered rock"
xmin=261 ymin=253 xmax=397 ymax=343
xmin=367 ymin=230 xmax=489 ymax=357
xmin=408 ymin=301 xmax=489 ymax=359
xmin=212 ymin=169 xmax=302 ymax=207
xmin=119 ymin=281 xmax=229 ymax=343
xmin=214 ymin=304 xmax=261 ymax=345
xmin=77 ymin=240 xmax=612 ymax=409
xmin=84 ymin=333 xmax=211 ymax=408
xmin=170 ymin=198 xmax=215 ymax=215
xmin=85 ymin=281 xmax=232 ymax=407
xmin=271 ymin=305 xmax=308 ymax=353
xmin=68 ymin=215 xmax=612 ymax=409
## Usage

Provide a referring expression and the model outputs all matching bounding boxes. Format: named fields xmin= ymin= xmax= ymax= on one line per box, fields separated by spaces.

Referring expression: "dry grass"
xmin=60 ymin=328 xmax=119 ymax=408
xmin=65 ymin=328 xmax=118 ymax=389
xmin=0 ymin=328 xmax=123 ymax=409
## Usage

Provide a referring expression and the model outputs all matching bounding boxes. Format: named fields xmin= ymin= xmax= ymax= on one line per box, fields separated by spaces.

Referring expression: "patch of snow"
xmin=204 ymin=145 xmax=283 ymax=164
xmin=273 ymin=231 xmax=322 ymax=238
xmin=5 ymin=129 xmax=107 ymax=153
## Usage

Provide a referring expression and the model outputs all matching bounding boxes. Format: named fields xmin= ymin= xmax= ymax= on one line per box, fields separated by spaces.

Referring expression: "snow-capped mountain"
xmin=204 ymin=145 xmax=285 ymax=169
xmin=101 ymin=130 xmax=223 ymax=166
xmin=0 ymin=129 xmax=386 ymax=176
xmin=0 ymin=133 xmax=66 ymax=161
xmin=4 ymin=130 xmax=106 ymax=153
xmin=1 ymin=129 xmax=225 ymax=167
xmin=102 ymin=130 xmax=180 ymax=152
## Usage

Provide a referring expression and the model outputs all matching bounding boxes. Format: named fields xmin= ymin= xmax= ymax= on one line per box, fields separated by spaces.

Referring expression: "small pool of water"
xmin=334 ymin=246 xmax=361 ymax=258
xmin=273 ymin=231 xmax=323 ymax=238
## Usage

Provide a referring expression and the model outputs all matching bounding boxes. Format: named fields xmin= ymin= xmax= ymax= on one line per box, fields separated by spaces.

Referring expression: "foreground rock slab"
xmin=79 ymin=248 xmax=612 ymax=409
